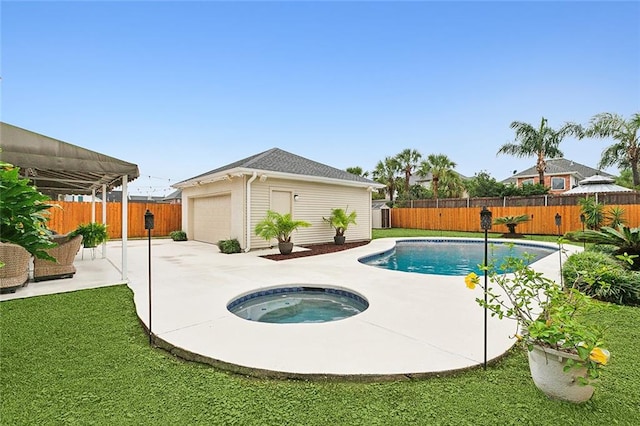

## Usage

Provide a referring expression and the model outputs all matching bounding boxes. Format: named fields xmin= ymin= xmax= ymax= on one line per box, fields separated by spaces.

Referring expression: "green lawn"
xmin=1 ymin=232 xmax=639 ymax=425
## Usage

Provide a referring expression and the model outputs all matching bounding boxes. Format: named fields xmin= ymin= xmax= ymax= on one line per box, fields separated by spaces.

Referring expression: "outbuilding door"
xmin=271 ymin=190 xmax=292 ymax=215
xmin=192 ymin=195 xmax=231 ymax=244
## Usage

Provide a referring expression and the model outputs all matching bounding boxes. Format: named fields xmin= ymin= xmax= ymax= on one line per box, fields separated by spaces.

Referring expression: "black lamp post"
xmin=555 ymin=213 xmax=563 ymax=286
xmin=480 ymin=206 xmax=492 ymax=370
xmin=580 ymin=213 xmax=586 ymax=249
xmin=144 ymin=209 xmax=155 ymax=345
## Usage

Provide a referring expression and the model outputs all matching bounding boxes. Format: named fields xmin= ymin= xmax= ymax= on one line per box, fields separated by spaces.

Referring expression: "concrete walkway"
xmin=1 ymin=238 xmax=574 ymax=379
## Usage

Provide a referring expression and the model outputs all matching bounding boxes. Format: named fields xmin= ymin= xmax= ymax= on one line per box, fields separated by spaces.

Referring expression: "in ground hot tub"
xmin=227 ymin=286 xmax=369 ymax=324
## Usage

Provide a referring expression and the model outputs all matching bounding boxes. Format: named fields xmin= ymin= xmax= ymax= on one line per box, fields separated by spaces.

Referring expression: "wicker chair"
xmin=0 ymin=242 xmax=31 ymax=293
xmin=33 ymin=234 xmax=83 ymax=282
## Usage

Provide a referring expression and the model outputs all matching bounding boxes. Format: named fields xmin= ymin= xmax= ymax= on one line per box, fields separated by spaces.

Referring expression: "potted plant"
xmin=464 ymin=254 xmax=610 ymax=403
xmin=493 ymin=214 xmax=530 ymax=236
xmin=70 ymin=222 xmax=108 ymax=248
xmin=254 ymin=210 xmax=311 ymax=254
xmin=323 ymin=207 xmax=357 ymax=245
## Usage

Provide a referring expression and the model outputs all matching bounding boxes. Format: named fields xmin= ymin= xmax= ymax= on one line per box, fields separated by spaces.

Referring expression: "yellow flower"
xmin=589 ymin=347 xmax=610 ymax=365
xmin=514 ymin=334 xmax=523 ymax=341
xmin=465 ymin=272 xmax=479 ymax=289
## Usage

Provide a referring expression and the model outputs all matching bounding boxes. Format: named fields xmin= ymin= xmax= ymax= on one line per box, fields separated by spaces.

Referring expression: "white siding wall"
xmin=249 ymin=178 xmax=372 ymax=249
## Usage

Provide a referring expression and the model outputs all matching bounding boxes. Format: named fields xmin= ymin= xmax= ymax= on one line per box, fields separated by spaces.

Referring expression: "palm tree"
xmin=416 ymin=154 xmax=457 ymax=200
xmin=493 ymin=214 xmax=530 ymax=234
xmin=437 ymin=172 xmax=465 ymax=198
xmin=372 ymin=156 xmax=401 ymax=203
xmin=580 ymin=112 xmax=640 ymax=187
xmin=346 ymin=166 xmax=369 ymax=178
xmin=497 ymin=117 xmax=576 ymax=186
xmin=395 ymin=148 xmax=422 ymax=197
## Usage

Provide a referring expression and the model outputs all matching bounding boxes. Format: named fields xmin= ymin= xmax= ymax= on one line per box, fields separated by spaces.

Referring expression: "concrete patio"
xmin=1 ymin=238 xmax=573 ymax=379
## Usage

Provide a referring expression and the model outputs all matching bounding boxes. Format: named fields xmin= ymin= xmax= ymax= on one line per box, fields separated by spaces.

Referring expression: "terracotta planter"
xmin=278 ymin=242 xmax=294 ymax=255
xmin=527 ymin=344 xmax=594 ymax=403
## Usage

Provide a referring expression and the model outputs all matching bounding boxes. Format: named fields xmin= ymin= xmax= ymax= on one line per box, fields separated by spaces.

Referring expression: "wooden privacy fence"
xmin=46 ymin=201 xmax=182 ymax=238
xmin=392 ymin=205 xmax=640 ymax=235
xmin=399 ymin=192 xmax=640 ymax=208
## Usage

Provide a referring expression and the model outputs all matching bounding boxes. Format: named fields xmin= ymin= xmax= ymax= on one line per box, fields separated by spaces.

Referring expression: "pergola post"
xmin=122 ymin=175 xmax=128 ymax=281
xmin=91 ymin=188 xmax=96 ymax=223
xmin=102 ymin=183 xmax=107 ymax=259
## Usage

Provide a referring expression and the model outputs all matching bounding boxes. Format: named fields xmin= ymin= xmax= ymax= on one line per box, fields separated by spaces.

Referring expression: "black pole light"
xmin=144 ymin=209 xmax=155 ymax=345
xmin=480 ymin=206 xmax=492 ymax=370
xmin=580 ymin=213 xmax=586 ymax=249
xmin=555 ymin=213 xmax=563 ymax=286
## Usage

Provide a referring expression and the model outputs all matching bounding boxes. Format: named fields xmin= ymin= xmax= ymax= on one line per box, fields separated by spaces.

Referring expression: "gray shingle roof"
xmin=181 ymin=148 xmax=376 ymax=184
xmin=501 ymin=158 xmax=613 ymax=183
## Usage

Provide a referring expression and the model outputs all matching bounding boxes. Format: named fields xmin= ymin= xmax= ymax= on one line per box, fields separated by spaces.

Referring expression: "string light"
xmin=128 ymin=175 xmax=177 ymax=198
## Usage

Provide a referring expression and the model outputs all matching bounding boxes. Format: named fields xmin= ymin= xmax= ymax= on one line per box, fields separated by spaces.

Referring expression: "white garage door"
xmin=192 ymin=195 xmax=231 ymax=244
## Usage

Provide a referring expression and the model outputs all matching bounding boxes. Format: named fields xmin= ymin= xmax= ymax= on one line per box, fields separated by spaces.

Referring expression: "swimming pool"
xmin=359 ymin=239 xmax=558 ymax=276
xmin=227 ymin=286 xmax=369 ymax=323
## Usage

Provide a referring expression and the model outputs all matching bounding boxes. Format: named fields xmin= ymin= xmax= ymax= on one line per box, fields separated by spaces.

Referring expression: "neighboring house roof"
xmin=175 ymin=147 xmax=384 ymax=188
xmin=564 ymin=174 xmax=633 ymax=194
xmin=163 ymin=189 xmax=182 ymax=200
xmin=106 ymin=190 xmax=167 ymax=203
xmin=501 ymin=158 xmax=613 ymax=184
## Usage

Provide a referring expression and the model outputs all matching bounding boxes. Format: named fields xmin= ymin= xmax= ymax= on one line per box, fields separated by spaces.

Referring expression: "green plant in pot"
xmin=70 ymin=222 xmax=108 ymax=248
xmin=323 ymin=207 xmax=357 ymax=245
xmin=464 ymin=253 xmax=610 ymax=403
xmin=254 ymin=210 xmax=311 ymax=254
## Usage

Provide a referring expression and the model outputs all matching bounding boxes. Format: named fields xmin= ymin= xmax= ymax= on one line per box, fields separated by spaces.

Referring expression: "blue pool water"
xmin=228 ymin=286 xmax=369 ymax=324
xmin=359 ymin=239 xmax=557 ymax=276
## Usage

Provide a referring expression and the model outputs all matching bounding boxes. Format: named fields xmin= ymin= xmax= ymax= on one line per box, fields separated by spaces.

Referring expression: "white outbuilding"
xmin=173 ymin=148 xmax=385 ymax=250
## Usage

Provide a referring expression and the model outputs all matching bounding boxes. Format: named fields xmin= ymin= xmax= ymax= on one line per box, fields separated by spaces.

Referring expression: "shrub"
xmin=0 ymin=161 xmax=56 ymax=260
xmin=566 ymin=225 xmax=640 ymax=270
xmin=563 ymin=251 xmax=640 ymax=306
xmin=218 ymin=239 xmax=241 ymax=254
xmin=169 ymin=230 xmax=188 ymax=241
xmin=579 ymin=197 xmax=604 ymax=230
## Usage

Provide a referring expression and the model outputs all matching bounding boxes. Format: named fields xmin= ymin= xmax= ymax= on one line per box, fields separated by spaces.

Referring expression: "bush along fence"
xmin=46 ymin=201 xmax=182 ymax=239
xmin=391 ymin=204 xmax=640 ymax=235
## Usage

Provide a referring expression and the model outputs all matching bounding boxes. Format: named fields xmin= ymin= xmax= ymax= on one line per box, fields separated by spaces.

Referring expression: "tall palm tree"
xmin=416 ymin=154 xmax=457 ymax=200
xmin=581 ymin=112 xmax=640 ymax=187
xmin=395 ymin=148 xmax=422 ymax=197
xmin=438 ymin=172 xmax=465 ymax=198
xmin=372 ymin=156 xmax=401 ymax=203
xmin=345 ymin=166 xmax=369 ymax=178
xmin=497 ymin=117 xmax=576 ymax=186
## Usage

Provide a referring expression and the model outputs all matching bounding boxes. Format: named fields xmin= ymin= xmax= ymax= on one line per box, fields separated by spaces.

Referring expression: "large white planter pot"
xmin=527 ymin=345 xmax=594 ymax=403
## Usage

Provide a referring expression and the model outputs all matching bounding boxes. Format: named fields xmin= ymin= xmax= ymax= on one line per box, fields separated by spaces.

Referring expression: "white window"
xmin=551 ymin=177 xmax=565 ymax=190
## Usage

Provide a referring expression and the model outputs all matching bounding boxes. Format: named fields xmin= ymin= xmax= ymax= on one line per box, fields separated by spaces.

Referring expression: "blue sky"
xmin=2 ymin=1 xmax=639 ymax=197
